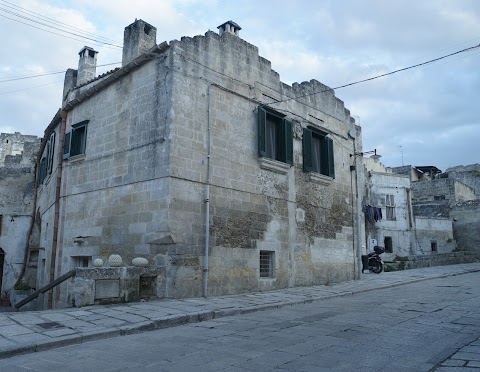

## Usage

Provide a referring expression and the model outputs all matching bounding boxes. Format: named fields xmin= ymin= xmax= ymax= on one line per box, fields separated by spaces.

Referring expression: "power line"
xmin=266 ymin=42 xmax=480 ymax=107
xmin=0 ymin=0 xmax=121 ymax=45
xmin=0 ymin=80 xmax=63 ymax=96
xmin=0 ymin=62 xmax=121 ymax=83
xmin=0 ymin=6 xmax=122 ymax=48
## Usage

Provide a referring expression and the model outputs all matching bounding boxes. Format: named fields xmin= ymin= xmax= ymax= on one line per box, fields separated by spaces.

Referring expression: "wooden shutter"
xmin=45 ymin=142 xmax=51 ymax=173
xmin=283 ymin=119 xmax=293 ymax=165
xmin=326 ymin=136 xmax=335 ymax=178
xmin=39 ymin=157 xmax=47 ymax=184
xmin=63 ymin=131 xmax=71 ymax=159
xmin=302 ymin=128 xmax=313 ymax=172
xmin=48 ymin=132 xmax=55 ymax=174
xmin=257 ymin=107 xmax=267 ymax=157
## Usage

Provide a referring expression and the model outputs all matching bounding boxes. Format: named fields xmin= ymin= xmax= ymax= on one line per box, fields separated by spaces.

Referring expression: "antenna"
xmin=398 ymin=145 xmax=404 ymax=165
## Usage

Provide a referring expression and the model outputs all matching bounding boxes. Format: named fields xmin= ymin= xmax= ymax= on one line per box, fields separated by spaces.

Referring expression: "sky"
xmin=0 ymin=0 xmax=479 ymax=171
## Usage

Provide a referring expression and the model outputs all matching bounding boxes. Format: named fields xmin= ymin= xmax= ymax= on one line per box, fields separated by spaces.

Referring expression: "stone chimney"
xmin=122 ymin=19 xmax=157 ymax=66
xmin=77 ymin=46 xmax=98 ymax=86
xmin=217 ymin=21 xmax=241 ymax=37
xmin=63 ymin=68 xmax=77 ymax=99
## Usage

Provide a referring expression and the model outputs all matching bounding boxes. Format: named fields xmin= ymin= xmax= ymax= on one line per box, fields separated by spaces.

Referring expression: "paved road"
xmin=0 ymin=267 xmax=480 ymax=371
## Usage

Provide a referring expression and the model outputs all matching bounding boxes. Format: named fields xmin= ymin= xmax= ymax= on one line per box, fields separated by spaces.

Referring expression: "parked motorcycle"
xmin=362 ymin=246 xmax=385 ymax=274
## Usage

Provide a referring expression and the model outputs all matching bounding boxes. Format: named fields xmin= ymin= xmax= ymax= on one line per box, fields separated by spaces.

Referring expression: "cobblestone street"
xmin=0 ymin=264 xmax=479 ymax=370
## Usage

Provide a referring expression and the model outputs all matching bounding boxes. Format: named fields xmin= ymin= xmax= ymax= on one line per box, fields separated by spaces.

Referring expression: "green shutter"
xmin=302 ymin=128 xmax=312 ymax=172
xmin=283 ymin=119 xmax=293 ymax=165
xmin=39 ymin=157 xmax=47 ymax=184
xmin=326 ymin=136 xmax=335 ymax=178
xmin=257 ymin=106 xmax=267 ymax=157
xmin=45 ymin=142 xmax=51 ymax=173
xmin=63 ymin=131 xmax=71 ymax=159
xmin=48 ymin=132 xmax=55 ymax=174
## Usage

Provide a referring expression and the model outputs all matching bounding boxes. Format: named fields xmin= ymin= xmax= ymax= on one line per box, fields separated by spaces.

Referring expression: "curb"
xmin=1 ymin=266 xmax=479 ymax=360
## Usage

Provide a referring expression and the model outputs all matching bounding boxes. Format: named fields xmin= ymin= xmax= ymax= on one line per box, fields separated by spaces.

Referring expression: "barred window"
xmin=259 ymin=251 xmax=274 ymax=278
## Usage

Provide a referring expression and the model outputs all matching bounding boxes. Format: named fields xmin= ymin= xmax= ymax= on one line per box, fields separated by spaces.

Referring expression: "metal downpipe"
xmin=203 ymin=84 xmax=213 ymax=298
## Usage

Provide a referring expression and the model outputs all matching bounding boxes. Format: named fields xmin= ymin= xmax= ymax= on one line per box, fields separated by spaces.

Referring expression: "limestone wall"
xmin=0 ymin=133 xmax=40 ymax=295
xmin=414 ymin=217 xmax=456 ymax=254
xmin=37 ymin=22 xmax=363 ymax=307
xmin=165 ymin=30 xmax=359 ymax=297
xmin=451 ymin=200 xmax=480 ymax=251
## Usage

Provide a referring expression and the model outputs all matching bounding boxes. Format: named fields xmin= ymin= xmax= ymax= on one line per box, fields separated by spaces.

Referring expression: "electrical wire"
xmin=266 ymin=43 xmax=480 ymax=107
xmin=0 ymin=62 xmax=121 ymax=83
xmin=0 ymin=8 xmax=122 ymax=48
xmin=0 ymin=0 xmax=121 ymax=45
xmin=0 ymin=80 xmax=64 ymax=95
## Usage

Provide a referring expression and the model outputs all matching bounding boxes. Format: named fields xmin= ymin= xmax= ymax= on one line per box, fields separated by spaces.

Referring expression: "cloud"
xmin=0 ymin=0 xmax=478 ymax=169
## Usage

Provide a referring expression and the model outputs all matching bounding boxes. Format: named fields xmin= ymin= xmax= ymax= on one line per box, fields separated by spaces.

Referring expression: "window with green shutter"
xmin=302 ymin=127 xmax=335 ymax=178
xmin=46 ymin=131 xmax=55 ymax=174
xmin=257 ymin=106 xmax=293 ymax=165
xmin=38 ymin=157 xmax=47 ymax=184
xmin=64 ymin=120 xmax=88 ymax=160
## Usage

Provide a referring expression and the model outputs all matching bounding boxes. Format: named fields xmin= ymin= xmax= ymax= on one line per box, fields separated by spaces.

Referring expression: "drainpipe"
xmin=203 ymin=84 xmax=213 ymax=298
xmin=48 ymin=110 xmax=67 ymax=309
xmin=355 ymin=162 xmax=363 ymax=280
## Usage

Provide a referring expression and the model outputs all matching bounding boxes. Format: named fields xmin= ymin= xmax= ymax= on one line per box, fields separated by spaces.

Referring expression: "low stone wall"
xmin=384 ymin=251 xmax=480 ymax=271
xmin=67 ymin=266 xmax=165 ymax=308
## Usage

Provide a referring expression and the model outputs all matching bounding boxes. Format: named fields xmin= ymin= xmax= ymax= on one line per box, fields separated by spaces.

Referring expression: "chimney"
xmin=217 ymin=20 xmax=241 ymax=37
xmin=63 ymin=68 xmax=78 ymax=101
xmin=77 ymin=46 xmax=98 ymax=86
xmin=122 ymin=19 xmax=157 ymax=66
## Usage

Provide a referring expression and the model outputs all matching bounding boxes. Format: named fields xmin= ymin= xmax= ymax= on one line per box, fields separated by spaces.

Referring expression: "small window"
xmin=72 ymin=256 xmax=91 ymax=268
xmin=64 ymin=120 xmax=89 ymax=159
xmin=303 ymin=128 xmax=334 ymax=178
xmin=259 ymin=251 xmax=275 ymax=278
xmin=258 ymin=107 xmax=293 ymax=165
xmin=385 ymin=194 xmax=395 ymax=220
xmin=384 ymin=236 xmax=393 ymax=253
xmin=431 ymin=241 xmax=437 ymax=252
xmin=434 ymin=195 xmax=445 ymax=201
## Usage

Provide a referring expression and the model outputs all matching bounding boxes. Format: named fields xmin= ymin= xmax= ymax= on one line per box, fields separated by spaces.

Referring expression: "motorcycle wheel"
xmin=371 ymin=262 xmax=383 ymax=274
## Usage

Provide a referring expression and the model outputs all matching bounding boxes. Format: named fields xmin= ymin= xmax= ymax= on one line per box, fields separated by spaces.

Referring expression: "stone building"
xmin=0 ymin=132 xmax=40 ymax=299
xmin=364 ymin=160 xmax=457 ymax=263
xmin=438 ymin=164 xmax=479 ymax=252
xmin=33 ymin=19 xmax=364 ymax=309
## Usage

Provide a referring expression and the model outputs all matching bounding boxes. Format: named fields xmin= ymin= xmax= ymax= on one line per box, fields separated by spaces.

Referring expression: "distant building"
xmin=0 ymin=132 xmax=40 ymax=297
xmin=364 ymin=160 xmax=457 ymax=262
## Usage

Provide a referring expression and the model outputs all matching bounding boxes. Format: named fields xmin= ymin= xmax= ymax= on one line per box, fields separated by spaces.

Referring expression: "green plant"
xmin=14 ymin=280 xmax=32 ymax=291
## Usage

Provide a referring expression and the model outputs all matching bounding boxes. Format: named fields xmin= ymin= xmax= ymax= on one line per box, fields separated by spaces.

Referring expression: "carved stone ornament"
xmin=132 ymin=257 xmax=149 ymax=267
xmin=293 ymin=122 xmax=303 ymax=139
xmin=93 ymin=258 xmax=104 ymax=267
xmin=108 ymin=254 xmax=123 ymax=267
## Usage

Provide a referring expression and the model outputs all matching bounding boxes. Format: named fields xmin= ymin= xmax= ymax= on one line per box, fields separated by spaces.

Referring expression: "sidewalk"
xmin=1 ymin=263 xmax=480 ymax=360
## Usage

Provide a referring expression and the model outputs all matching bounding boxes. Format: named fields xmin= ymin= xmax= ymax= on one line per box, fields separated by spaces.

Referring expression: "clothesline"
xmin=364 ymin=205 xmax=382 ymax=222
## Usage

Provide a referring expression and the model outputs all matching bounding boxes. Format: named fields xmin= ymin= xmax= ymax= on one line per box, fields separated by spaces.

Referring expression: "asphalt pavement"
xmin=1 ymin=263 xmax=480 ymax=362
